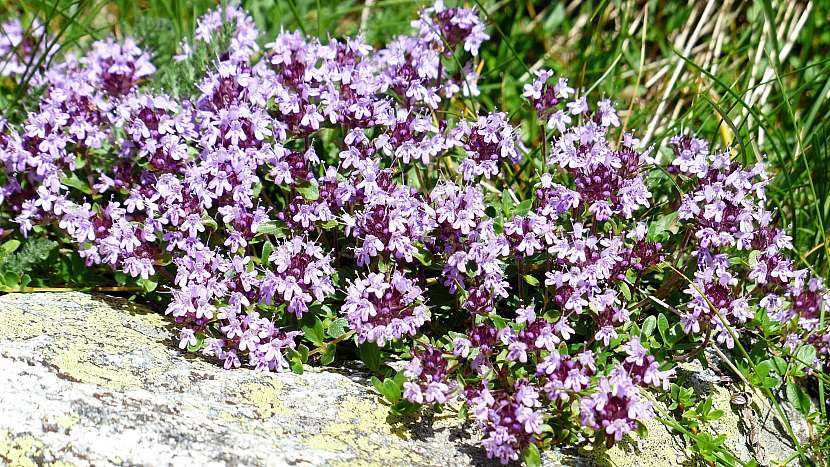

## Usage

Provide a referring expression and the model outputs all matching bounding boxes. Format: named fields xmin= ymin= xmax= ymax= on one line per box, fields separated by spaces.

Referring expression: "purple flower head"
xmin=260 ymin=236 xmax=335 ymax=317
xmin=343 ymin=270 xmax=429 ymax=346
xmin=83 ymin=38 xmax=155 ymax=97
xmin=412 ymin=1 xmax=489 ymax=57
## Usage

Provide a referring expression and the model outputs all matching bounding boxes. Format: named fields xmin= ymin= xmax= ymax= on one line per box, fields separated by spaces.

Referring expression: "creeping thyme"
xmin=0 ymin=2 xmax=827 ymax=465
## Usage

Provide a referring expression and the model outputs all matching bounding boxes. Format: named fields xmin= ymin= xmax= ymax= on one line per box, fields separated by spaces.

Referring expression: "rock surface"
xmin=0 ymin=293 xmax=809 ymax=466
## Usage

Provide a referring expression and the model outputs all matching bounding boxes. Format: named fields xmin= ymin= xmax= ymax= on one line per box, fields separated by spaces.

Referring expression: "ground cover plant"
xmin=1 ymin=1 xmax=829 ymax=465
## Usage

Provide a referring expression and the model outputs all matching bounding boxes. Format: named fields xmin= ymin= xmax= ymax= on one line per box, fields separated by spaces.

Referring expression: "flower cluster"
xmin=669 ymin=136 xmax=830 ymax=352
xmin=1 ymin=3 xmax=827 ymax=466
xmin=343 ymin=271 xmax=429 ymax=346
xmin=261 ymin=237 xmax=336 ymax=317
xmin=0 ymin=18 xmax=55 ymax=81
xmin=579 ymin=367 xmax=654 ymax=443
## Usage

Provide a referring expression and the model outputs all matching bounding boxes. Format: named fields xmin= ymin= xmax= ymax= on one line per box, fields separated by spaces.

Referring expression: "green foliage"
xmin=0 ymin=236 xmax=57 ymax=290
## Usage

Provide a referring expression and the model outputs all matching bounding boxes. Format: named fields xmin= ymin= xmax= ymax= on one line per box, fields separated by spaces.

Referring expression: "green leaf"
xmin=647 ymin=212 xmax=678 ymax=242
xmin=326 ymin=318 xmax=348 ymax=338
xmin=642 ymin=315 xmax=656 ymax=337
xmin=302 ymin=316 xmax=326 ymax=346
xmin=357 ymin=342 xmax=382 ymax=372
xmin=138 ymin=277 xmax=158 ymax=292
xmin=795 ymin=344 xmax=817 ymax=368
xmin=501 ymin=190 xmax=515 ymax=216
xmin=748 ymin=249 xmax=762 ymax=266
xmin=261 ymin=241 xmax=274 ymax=266
xmin=619 ymin=281 xmax=631 ymax=301
xmin=515 ymin=199 xmax=533 ymax=216
xmin=1 ymin=239 xmax=21 ymax=254
xmin=657 ymin=313 xmax=669 ymax=343
xmin=320 ymin=344 xmax=336 ymax=365
xmin=254 ymin=220 xmax=288 ymax=238
xmin=302 ymin=315 xmax=326 ymax=346
xmin=786 ymin=382 xmax=811 ymax=415
xmin=201 ymin=213 xmax=218 ymax=230
xmin=523 ymin=274 xmax=540 ymax=287
xmin=382 ymin=378 xmax=402 ymax=403
xmin=489 ymin=313 xmax=507 ymax=330
xmin=61 ymin=172 xmax=93 ymax=195
xmin=297 ymin=182 xmax=320 ymax=201
xmin=290 ymin=357 xmax=304 ymax=374
xmin=186 ymin=333 xmax=206 ymax=353
xmin=755 ymin=359 xmax=775 ymax=379
xmin=114 ymin=271 xmax=128 ymax=286
xmin=521 ymin=444 xmax=541 ymax=467
xmin=298 ymin=344 xmax=309 ymax=363
xmin=372 ymin=376 xmax=385 ymax=395
xmin=3 ymin=271 xmax=20 ymax=288
xmin=414 ymin=248 xmax=433 ymax=267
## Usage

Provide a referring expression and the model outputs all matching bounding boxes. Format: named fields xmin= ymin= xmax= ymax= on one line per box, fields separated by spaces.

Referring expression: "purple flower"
xmin=343 ymin=270 xmax=429 ymax=346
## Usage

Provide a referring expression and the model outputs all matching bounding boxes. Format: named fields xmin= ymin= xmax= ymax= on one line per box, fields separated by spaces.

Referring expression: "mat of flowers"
xmin=0 ymin=2 xmax=827 ymax=464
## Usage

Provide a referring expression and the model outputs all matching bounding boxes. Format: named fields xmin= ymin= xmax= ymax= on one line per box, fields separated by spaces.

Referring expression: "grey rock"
xmin=0 ymin=293 xmax=811 ymax=466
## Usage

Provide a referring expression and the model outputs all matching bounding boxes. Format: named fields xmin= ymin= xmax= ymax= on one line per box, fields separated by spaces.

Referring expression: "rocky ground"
xmin=0 ymin=293 xmax=808 ymax=466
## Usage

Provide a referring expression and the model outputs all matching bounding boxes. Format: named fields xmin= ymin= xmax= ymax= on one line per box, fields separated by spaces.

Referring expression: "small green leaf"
xmin=326 ymin=318 xmax=348 ymax=338
xmin=1 ymin=239 xmax=21 ymax=254
xmin=114 ymin=271 xmax=128 ymax=286
xmin=795 ymin=345 xmax=817 ymax=368
xmin=657 ymin=313 xmax=669 ymax=342
xmin=320 ymin=344 xmax=336 ymax=365
xmin=61 ymin=172 xmax=93 ymax=195
xmin=201 ymin=213 xmax=218 ymax=230
xmin=357 ymin=342 xmax=382 ymax=372
xmin=298 ymin=344 xmax=309 ymax=363
xmin=414 ymin=248 xmax=433 ymax=267
xmin=647 ymin=212 xmax=678 ymax=242
xmin=515 ymin=199 xmax=533 ymax=216
xmin=523 ymin=274 xmax=540 ymax=287
xmin=755 ymin=359 xmax=774 ymax=379
xmin=642 ymin=315 xmax=656 ymax=337
xmin=501 ymin=190 xmax=515 ymax=215
xmin=489 ymin=313 xmax=507 ymax=330
xmin=302 ymin=316 xmax=326 ymax=346
xmin=382 ymin=379 xmax=402 ymax=403
xmin=3 ymin=271 xmax=19 ymax=288
xmin=186 ymin=333 xmax=206 ymax=353
xmin=372 ymin=376 xmax=384 ymax=394
xmin=138 ymin=277 xmax=158 ymax=292
xmin=786 ymin=382 xmax=811 ymax=415
xmin=522 ymin=444 xmax=541 ymax=467
xmin=297 ymin=182 xmax=320 ymax=201
xmin=290 ymin=358 xmax=304 ymax=374
xmin=254 ymin=220 xmax=288 ymax=238
xmin=261 ymin=241 xmax=274 ymax=266
xmin=619 ymin=281 xmax=632 ymax=301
